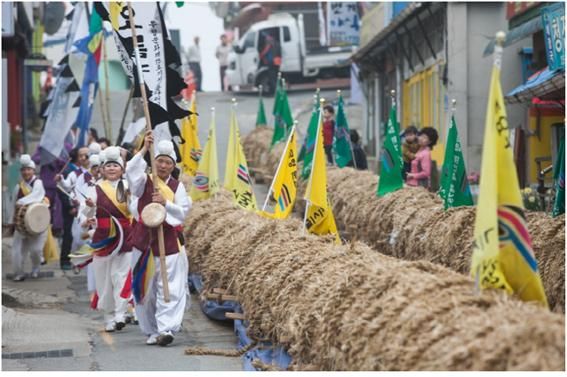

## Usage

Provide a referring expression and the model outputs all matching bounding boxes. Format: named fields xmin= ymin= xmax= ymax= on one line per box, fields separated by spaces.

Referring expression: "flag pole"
xmin=262 ymin=120 xmax=297 ymax=212
xmin=102 ymin=35 xmax=112 ymax=141
xmin=338 ymin=89 xmax=357 ymax=169
xmin=115 ymin=86 xmax=134 ymax=145
xmin=127 ymin=2 xmax=170 ymax=302
xmin=303 ymin=99 xmax=324 ymax=233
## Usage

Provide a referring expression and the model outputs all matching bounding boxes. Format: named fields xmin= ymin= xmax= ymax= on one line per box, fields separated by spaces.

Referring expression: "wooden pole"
xmin=127 ymin=2 xmax=170 ymax=302
xmin=115 ymin=86 xmax=134 ymax=146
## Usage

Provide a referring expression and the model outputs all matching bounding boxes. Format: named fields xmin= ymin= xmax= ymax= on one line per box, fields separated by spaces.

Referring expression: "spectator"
xmin=401 ymin=125 xmax=419 ymax=179
xmin=215 ymin=34 xmax=231 ymax=91
xmin=97 ymin=137 xmax=110 ymax=150
xmin=346 ymin=130 xmax=368 ymax=170
xmin=406 ymin=127 xmax=439 ymax=190
xmin=322 ymin=105 xmax=335 ymax=164
xmin=187 ymin=36 xmax=202 ymax=92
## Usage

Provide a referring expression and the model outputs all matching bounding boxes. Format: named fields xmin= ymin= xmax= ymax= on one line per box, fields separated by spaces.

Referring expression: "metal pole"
xmin=127 ymin=2 xmax=170 ymax=302
xmin=338 ymin=89 xmax=357 ymax=169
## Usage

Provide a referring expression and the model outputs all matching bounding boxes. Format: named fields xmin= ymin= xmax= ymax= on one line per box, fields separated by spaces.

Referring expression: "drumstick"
xmin=56 ymin=184 xmax=73 ymax=198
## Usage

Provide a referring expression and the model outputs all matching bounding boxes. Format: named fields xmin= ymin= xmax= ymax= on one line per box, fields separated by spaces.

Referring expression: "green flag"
xmin=552 ymin=138 xmax=565 ymax=217
xmin=272 ymin=76 xmax=282 ymax=116
xmin=376 ymin=104 xmax=403 ymax=197
xmin=300 ymin=108 xmax=320 ymax=179
xmin=333 ymin=93 xmax=353 ymax=168
xmin=256 ymin=97 xmax=267 ymax=127
xmin=298 ymin=94 xmax=320 ymax=162
xmin=439 ymin=115 xmax=474 ymax=208
xmin=270 ymin=88 xmax=293 ymax=147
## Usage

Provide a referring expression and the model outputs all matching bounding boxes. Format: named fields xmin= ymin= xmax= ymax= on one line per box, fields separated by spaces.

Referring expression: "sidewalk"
xmin=2 ymin=236 xmax=243 ymax=371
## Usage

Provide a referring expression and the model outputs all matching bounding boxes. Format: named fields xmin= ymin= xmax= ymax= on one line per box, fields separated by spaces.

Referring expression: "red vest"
xmin=92 ymin=184 xmax=133 ymax=253
xmin=130 ymin=176 xmax=183 ymax=256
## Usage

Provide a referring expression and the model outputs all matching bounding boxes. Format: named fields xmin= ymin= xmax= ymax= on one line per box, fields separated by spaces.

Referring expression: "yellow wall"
xmin=528 ymin=114 xmax=564 ymax=184
xmin=402 ymin=63 xmax=447 ymax=164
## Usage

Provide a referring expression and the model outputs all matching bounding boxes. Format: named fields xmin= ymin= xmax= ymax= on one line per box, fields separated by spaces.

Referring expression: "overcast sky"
xmin=165 ymin=3 xmax=224 ymax=92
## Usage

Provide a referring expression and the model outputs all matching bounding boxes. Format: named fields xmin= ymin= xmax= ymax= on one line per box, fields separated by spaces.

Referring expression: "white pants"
xmin=12 ymin=230 xmax=47 ymax=276
xmin=132 ymin=247 xmax=190 ymax=336
xmin=92 ymin=252 xmax=132 ymax=323
xmin=71 ymin=218 xmax=86 ymax=253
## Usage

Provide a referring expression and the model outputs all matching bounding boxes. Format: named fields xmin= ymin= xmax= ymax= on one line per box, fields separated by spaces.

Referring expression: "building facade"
xmin=352 ymin=2 xmax=563 ymax=186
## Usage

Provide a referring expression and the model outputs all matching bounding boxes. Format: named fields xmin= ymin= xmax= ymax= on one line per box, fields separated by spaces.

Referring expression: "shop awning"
xmin=505 ymin=67 xmax=565 ymax=104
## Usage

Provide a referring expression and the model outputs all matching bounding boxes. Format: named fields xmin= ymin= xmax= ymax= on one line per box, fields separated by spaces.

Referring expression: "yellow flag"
xmin=223 ymin=106 xmax=257 ymax=210
xmin=303 ymin=111 xmax=340 ymax=244
xmin=259 ymin=126 xmax=298 ymax=219
xmin=189 ymin=110 xmax=219 ymax=201
xmin=470 ymin=43 xmax=548 ymax=307
xmin=180 ymin=96 xmax=201 ymax=177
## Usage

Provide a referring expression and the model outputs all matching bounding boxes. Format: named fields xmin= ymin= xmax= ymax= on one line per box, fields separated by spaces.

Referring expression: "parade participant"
xmin=57 ymin=146 xmax=90 ymax=193
xmin=89 ymin=142 xmax=102 ymax=156
xmin=126 ymin=130 xmax=191 ymax=347
xmin=81 ymin=146 xmax=134 ymax=332
xmin=98 ymin=138 xmax=111 ymax=150
xmin=346 ymin=130 xmax=368 ymax=170
xmin=9 ymin=155 xmax=48 ymax=281
xmin=75 ymin=154 xmax=101 ymax=202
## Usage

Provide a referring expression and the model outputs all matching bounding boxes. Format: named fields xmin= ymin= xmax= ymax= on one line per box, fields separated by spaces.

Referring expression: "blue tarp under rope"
xmin=188 ymin=274 xmax=293 ymax=369
xmin=188 ymin=273 xmax=239 ymax=321
xmin=233 ymin=308 xmax=292 ymax=371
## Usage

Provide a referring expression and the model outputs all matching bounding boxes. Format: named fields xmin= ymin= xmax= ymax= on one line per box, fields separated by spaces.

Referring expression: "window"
xmin=242 ymin=32 xmax=256 ymax=50
xmin=283 ymin=26 xmax=291 ymax=42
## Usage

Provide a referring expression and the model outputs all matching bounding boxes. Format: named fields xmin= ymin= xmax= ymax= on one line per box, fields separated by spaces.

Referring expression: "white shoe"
xmin=157 ymin=331 xmax=174 ymax=347
xmin=105 ymin=321 xmax=116 ymax=332
xmin=31 ymin=268 xmax=40 ymax=279
xmin=146 ymin=334 xmax=159 ymax=345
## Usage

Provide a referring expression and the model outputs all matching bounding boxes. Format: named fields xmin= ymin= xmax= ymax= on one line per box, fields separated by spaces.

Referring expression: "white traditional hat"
xmin=156 ymin=140 xmax=176 ymax=162
xmin=20 ymin=154 xmax=36 ymax=170
xmin=88 ymin=142 xmax=101 ymax=156
xmin=99 ymin=149 xmax=107 ymax=164
xmin=102 ymin=146 xmax=124 ymax=169
xmin=89 ymin=154 xmax=101 ymax=167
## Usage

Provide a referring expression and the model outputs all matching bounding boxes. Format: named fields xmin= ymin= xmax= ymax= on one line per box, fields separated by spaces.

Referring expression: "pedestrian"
xmin=55 ymin=147 xmax=87 ymax=270
xmin=215 ymin=34 xmax=231 ymax=91
xmin=322 ymin=105 xmax=335 ymax=164
xmin=401 ymin=125 xmax=419 ymax=179
xmin=406 ymin=127 xmax=439 ymax=190
xmin=8 ymin=155 xmax=48 ymax=281
xmin=81 ymin=146 xmax=134 ymax=332
xmin=187 ymin=36 xmax=202 ymax=92
xmin=126 ymin=130 xmax=192 ymax=347
xmin=346 ymin=130 xmax=368 ymax=170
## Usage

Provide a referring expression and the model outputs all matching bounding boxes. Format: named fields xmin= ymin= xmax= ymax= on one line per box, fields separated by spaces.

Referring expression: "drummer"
xmin=81 ymin=146 xmax=134 ymax=332
xmin=125 ymin=130 xmax=191 ymax=347
xmin=9 ymin=155 xmax=48 ymax=281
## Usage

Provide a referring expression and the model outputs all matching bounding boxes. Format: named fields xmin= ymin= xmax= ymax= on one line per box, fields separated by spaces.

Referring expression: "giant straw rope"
xmin=184 ymin=191 xmax=564 ymax=370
